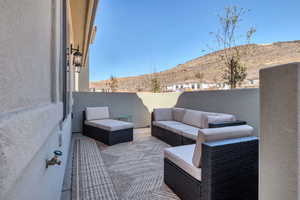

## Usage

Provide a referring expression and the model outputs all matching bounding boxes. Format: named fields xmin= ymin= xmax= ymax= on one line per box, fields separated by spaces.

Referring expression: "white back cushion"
xmin=207 ymin=114 xmax=236 ymax=123
xmin=172 ymin=107 xmax=186 ymax=122
xmin=153 ymin=108 xmax=173 ymax=121
xmin=192 ymin=125 xmax=254 ymax=167
xmin=86 ymin=107 xmax=110 ymax=121
xmin=182 ymin=109 xmax=208 ymax=128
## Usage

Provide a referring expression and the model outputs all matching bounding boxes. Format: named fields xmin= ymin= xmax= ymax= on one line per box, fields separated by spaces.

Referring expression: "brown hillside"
xmin=91 ymin=40 xmax=300 ymax=92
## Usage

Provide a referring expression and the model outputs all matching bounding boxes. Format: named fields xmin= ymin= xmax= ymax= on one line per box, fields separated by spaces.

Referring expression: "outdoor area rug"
xmin=70 ymin=129 xmax=180 ymax=200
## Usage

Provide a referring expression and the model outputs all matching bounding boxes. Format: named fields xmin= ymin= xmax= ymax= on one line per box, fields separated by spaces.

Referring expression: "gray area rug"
xmin=70 ymin=130 xmax=179 ymax=200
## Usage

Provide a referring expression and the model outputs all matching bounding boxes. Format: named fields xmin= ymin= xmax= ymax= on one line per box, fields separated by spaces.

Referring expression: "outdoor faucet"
xmin=46 ymin=150 xmax=63 ymax=168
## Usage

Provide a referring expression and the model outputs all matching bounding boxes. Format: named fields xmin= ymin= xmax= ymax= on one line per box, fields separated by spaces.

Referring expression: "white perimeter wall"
xmin=73 ymin=88 xmax=259 ymax=136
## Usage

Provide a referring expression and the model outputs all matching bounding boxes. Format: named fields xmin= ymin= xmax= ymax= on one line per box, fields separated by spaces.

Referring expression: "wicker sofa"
xmin=164 ymin=135 xmax=258 ymax=200
xmin=82 ymin=107 xmax=134 ymax=145
xmin=151 ymin=108 xmax=241 ymax=146
xmin=151 ymin=108 xmax=258 ymax=200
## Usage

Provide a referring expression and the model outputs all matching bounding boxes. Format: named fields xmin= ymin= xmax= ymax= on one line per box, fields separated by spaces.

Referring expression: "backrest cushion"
xmin=85 ymin=107 xmax=110 ymax=121
xmin=172 ymin=107 xmax=186 ymax=122
xmin=192 ymin=125 xmax=254 ymax=167
xmin=182 ymin=109 xmax=208 ymax=128
xmin=207 ymin=114 xmax=236 ymax=123
xmin=153 ymin=108 xmax=173 ymax=121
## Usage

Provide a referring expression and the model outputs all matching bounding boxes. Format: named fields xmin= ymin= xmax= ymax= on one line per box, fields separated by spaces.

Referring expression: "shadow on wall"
xmin=73 ymin=88 xmax=259 ymax=136
xmin=175 ymin=88 xmax=260 ymax=136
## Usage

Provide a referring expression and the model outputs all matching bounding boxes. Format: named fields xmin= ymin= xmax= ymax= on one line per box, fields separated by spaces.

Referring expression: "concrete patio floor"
xmin=60 ymin=128 xmax=179 ymax=200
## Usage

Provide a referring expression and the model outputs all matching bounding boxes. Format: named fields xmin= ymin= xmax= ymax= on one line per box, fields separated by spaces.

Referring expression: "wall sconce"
xmin=70 ymin=45 xmax=83 ymax=73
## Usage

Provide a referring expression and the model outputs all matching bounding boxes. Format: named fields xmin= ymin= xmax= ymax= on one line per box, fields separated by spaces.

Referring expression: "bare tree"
xmin=195 ymin=72 xmax=205 ymax=83
xmin=210 ymin=6 xmax=256 ymax=88
xmin=151 ymin=73 xmax=161 ymax=93
xmin=107 ymin=75 xmax=118 ymax=92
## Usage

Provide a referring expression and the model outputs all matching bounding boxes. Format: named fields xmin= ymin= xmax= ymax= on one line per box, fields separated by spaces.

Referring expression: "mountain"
xmin=90 ymin=40 xmax=300 ymax=92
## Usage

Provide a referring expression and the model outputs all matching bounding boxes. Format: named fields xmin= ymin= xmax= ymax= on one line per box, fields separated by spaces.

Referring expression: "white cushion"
xmin=152 ymin=121 xmax=183 ymax=129
xmin=153 ymin=121 xmax=196 ymax=135
xmin=200 ymin=111 xmax=236 ymax=123
xmin=181 ymin=127 xmax=199 ymax=140
xmin=182 ymin=109 xmax=208 ymax=128
xmin=207 ymin=114 xmax=236 ymax=123
xmin=192 ymin=125 xmax=254 ymax=168
xmin=85 ymin=119 xmax=133 ymax=131
xmin=153 ymin=108 xmax=173 ymax=121
xmin=172 ymin=108 xmax=186 ymax=122
xmin=85 ymin=107 xmax=110 ymax=120
xmin=164 ymin=144 xmax=201 ymax=181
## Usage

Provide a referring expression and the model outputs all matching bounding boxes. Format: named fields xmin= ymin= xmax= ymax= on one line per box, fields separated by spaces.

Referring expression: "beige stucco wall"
xmin=260 ymin=62 xmax=300 ymax=200
xmin=0 ymin=1 xmax=72 ymax=200
xmin=73 ymin=89 xmax=259 ymax=135
xmin=77 ymin=54 xmax=90 ymax=92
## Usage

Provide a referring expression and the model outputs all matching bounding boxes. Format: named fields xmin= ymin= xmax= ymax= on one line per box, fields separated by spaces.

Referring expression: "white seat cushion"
xmin=152 ymin=121 xmax=183 ymax=129
xmin=182 ymin=109 xmax=208 ymax=128
xmin=192 ymin=125 xmax=254 ymax=168
xmin=164 ymin=144 xmax=201 ymax=181
xmin=85 ymin=119 xmax=134 ymax=131
xmin=86 ymin=107 xmax=110 ymax=120
xmin=181 ymin=127 xmax=199 ymax=140
xmin=172 ymin=107 xmax=186 ymax=122
xmin=153 ymin=121 xmax=197 ymax=135
xmin=153 ymin=108 xmax=173 ymax=121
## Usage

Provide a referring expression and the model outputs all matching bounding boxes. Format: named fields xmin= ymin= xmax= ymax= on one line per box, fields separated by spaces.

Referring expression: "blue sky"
xmin=89 ymin=0 xmax=300 ymax=81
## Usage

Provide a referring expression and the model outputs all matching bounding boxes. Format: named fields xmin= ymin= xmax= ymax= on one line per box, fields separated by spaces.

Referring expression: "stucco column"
xmin=260 ymin=62 xmax=300 ymax=200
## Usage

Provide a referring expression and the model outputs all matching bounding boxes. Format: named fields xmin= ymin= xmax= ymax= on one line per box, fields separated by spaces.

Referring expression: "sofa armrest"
xmin=201 ymin=136 xmax=258 ymax=200
xmin=199 ymin=125 xmax=254 ymax=142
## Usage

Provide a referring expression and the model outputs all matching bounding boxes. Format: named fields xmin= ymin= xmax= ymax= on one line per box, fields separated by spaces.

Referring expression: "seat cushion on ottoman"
xmin=153 ymin=108 xmax=173 ymax=121
xmin=164 ymin=144 xmax=201 ymax=181
xmin=85 ymin=119 xmax=133 ymax=131
xmin=85 ymin=107 xmax=110 ymax=121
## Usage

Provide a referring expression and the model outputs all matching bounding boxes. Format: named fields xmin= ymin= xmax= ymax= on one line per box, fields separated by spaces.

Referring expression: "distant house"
xmin=165 ymin=80 xmax=230 ymax=92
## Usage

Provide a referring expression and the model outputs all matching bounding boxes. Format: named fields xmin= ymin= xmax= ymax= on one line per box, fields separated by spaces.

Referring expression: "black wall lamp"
xmin=69 ymin=44 xmax=83 ymax=73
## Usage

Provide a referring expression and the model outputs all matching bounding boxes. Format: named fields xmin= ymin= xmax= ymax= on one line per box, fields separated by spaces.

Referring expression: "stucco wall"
xmin=0 ymin=1 xmax=72 ymax=200
xmin=77 ymin=55 xmax=90 ymax=92
xmin=73 ymin=89 xmax=259 ymax=135
xmin=259 ymin=63 xmax=300 ymax=200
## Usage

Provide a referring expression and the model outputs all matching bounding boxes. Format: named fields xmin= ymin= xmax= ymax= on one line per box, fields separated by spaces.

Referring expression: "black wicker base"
xmin=182 ymin=136 xmax=196 ymax=145
xmin=151 ymin=125 xmax=183 ymax=146
xmin=164 ymin=158 xmax=201 ymax=200
xmin=201 ymin=137 xmax=258 ymax=200
xmin=151 ymin=125 xmax=196 ymax=146
xmin=83 ymin=124 xmax=133 ymax=146
xmin=164 ymin=137 xmax=258 ymax=200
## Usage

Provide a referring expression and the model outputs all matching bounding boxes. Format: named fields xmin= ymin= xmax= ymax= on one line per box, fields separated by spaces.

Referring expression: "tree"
xmin=195 ymin=72 xmax=204 ymax=82
xmin=210 ymin=6 xmax=256 ymax=88
xmin=107 ymin=75 xmax=118 ymax=92
xmin=151 ymin=75 xmax=161 ymax=93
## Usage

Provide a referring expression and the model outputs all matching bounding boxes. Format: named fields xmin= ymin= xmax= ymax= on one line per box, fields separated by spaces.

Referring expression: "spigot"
xmin=46 ymin=150 xmax=63 ymax=168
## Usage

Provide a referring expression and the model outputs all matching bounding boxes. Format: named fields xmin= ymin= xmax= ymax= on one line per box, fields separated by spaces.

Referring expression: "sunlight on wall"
xmin=136 ymin=92 xmax=182 ymax=113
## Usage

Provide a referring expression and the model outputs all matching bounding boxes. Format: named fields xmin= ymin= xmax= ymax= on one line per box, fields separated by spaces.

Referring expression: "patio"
xmin=61 ymin=128 xmax=180 ymax=200
xmin=62 ymin=88 xmax=261 ymax=200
